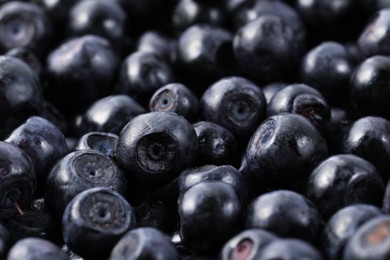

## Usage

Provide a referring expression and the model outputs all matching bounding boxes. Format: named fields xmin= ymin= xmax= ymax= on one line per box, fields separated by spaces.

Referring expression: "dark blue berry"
xmin=116 ymin=112 xmax=197 ymax=187
xmin=306 ymin=154 xmax=384 ymax=219
xmin=321 ymin=204 xmax=382 ymax=259
xmin=62 ymin=187 xmax=136 ymax=259
xmin=45 ymin=149 xmax=127 ymax=221
xmin=246 ymin=190 xmax=321 ymax=242
xmin=109 ymin=227 xmax=180 ymax=260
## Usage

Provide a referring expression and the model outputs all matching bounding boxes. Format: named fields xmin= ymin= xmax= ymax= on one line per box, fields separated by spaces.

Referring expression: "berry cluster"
xmin=0 ymin=0 xmax=390 ymax=259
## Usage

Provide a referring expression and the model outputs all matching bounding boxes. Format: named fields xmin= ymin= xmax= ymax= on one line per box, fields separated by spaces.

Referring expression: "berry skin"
xmin=267 ymin=83 xmax=331 ymax=133
xmin=179 ymin=181 xmax=242 ymax=254
xmin=257 ymin=238 xmax=323 ymax=260
xmin=78 ymin=94 xmax=146 ymax=136
xmin=246 ymin=113 xmax=328 ymax=191
xmin=115 ymin=51 xmax=174 ymax=103
xmin=178 ymin=164 xmax=247 ymax=204
xmin=306 ymin=154 xmax=384 ymax=219
xmin=149 ymin=83 xmax=199 ymax=122
xmin=109 ymin=227 xmax=180 ymax=260
xmin=116 ymin=112 xmax=198 ymax=187
xmin=5 ymin=47 xmax=42 ymax=77
xmin=349 ymin=55 xmax=390 ymax=118
xmin=62 ymin=187 xmax=136 ymax=260
xmin=193 ymin=122 xmax=238 ymax=166
xmin=342 ymin=116 xmax=390 ymax=179
xmin=321 ymin=204 xmax=382 ymax=259
xmin=246 ymin=190 xmax=321 ymax=243
xmin=137 ymin=30 xmax=177 ymax=63
xmin=73 ymin=132 xmax=118 ymax=159
xmin=232 ymin=0 xmax=305 ymax=43
xmin=46 ymin=35 xmax=119 ymax=116
xmin=358 ymin=8 xmax=390 ymax=58
xmin=7 ymin=237 xmax=68 ymax=260
xmin=200 ymin=76 xmax=267 ymax=139
xmin=233 ymin=15 xmax=304 ymax=84
xmin=172 ymin=0 xmax=226 ymax=32
xmin=45 ymin=149 xmax=127 ymax=221
xmin=0 ymin=55 xmax=43 ymax=139
xmin=0 ymin=141 xmax=36 ymax=219
xmin=67 ymin=0 xmax=127 ymax=51
xmin=344 ymin=216 xmax=390 ymax=259
xmin=176 ymin=24 xmax=235 ymax=86
xmin=300 ymin=41 xmax=355 ymax=105
xmin=5 ymin=116 xmax=68 ymax=190
xmin=0 ymin=2 xmax=53 ymax=57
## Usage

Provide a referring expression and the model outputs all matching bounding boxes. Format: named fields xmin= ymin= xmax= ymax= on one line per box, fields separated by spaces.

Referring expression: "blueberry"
xmin=300 ymin=41 xmax=355 ymax=105
xmin=349 ymin=55 xmax=390 ymax=118
xmin=45 ymin=35 xmax=119 ymax=116
xmin=5 ymin=116 xmax=68 ymax=191
xmin=344 ymin=216 xmax=390 ymax=259
xmin=7 ymin=237 xmax=68 ymax=260
xmin=115 ymin=51 xmax=174 ymax=103
xmin=306 ymin=154 xmax=384 ymax=219
xmin=220 ymin=229 xmax=277 ymax=260
xmin=172 ymin=0 xmax=226 ymax=32
xmin=321 ymin=204 xmax=382 ymax=259
xmin=193 ymin=122 xmax=238 ymax=166
xmin=78 ymin=94 xmax=146 ymax=136
xmin=73 ymin=132 xmax=118 ymax=158
xmin=246 ymin=113 xmax=328 ymax=191
xmin=116 ymin=112 xmax=197 ymax=187
xmin=137 ymin=30 xmax=177 ymax=63
xmin=0 ymin=2 xmax=53 ymax=58
xmin=149 ymin=83 xmax=199 ymax=122
xmin=0 ymin=141 xmax=36 ymax=219
xmin=200 ymin=76 xmax=267 ymax=139
xmin=257 ymin=238 xmax=324 ymax=260
xmin=341 ymin=116 xmax=390 ymax=179
xmin=45 ymin=149 xmax=127 ymax=221
xmin=178 ymin=165 xmax=247 ymax=204
xmin=233 ymin=14 xmax=304 ymax=84
xmin=109 ymin=227 xmax=180 ymax=260
xmin=5 ymin=47 xmax=42 ymax=77
xmin=62 ymin=187 xmax=135 ymax=259
xmin=0 ymin=55 xmax=43 ymax=139
xmin=246 ymin=190 xmax=321 ymax=243
xmin=176 ymin=24 xmax=236 ymax=87
xmin=179 ymin=181 xmax=242 ymax=254
xmin=267 ymin=83 xmax=331 ymax=133
xmin=358 ymin=8 xmax=390 ymax=58
xmin=232 ymin=0 xmax=305 ymax=43
xmin=67 ymin=0 xmax=127 ymax=51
